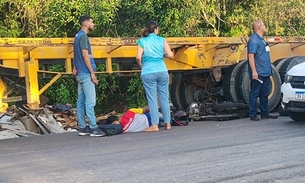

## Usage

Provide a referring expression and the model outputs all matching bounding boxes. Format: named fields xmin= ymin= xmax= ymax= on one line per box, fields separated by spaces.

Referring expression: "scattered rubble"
xmin=0 ymin=105 xmax=116 ymax=140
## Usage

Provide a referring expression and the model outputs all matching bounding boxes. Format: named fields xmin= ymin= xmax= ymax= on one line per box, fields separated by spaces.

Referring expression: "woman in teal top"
xmin=136 ymin=20 xmax=173 ymax=132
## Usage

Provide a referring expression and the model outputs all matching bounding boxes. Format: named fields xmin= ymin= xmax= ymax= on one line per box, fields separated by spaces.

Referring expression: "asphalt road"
xmin=1 ymin=114 xmax=305 ymax=183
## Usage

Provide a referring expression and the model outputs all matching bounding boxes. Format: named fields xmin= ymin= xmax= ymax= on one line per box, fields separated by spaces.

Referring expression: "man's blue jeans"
xmin=141 ymin=71 xmax=171 ymax=125
xmin=249 ymin=76 xmax=270 ymax=117
xmin=76 ymin=73 xmax=97 ymax=129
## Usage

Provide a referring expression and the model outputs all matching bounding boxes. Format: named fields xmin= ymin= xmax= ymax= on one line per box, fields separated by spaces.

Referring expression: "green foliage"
xmin=112 ymin=0 xmax=210 ymax=37
xmin=2 ymin=0 xmax=305 ymax=113
xmin=126 ymin=75 xmax=147 ymax=108
xmin=1 ymin=0 xmax=305 ymax=38
xmin=39 ymin=64 xmax=77 ymax=105
xmin=0 ymin=0 xmax=120 ymax=37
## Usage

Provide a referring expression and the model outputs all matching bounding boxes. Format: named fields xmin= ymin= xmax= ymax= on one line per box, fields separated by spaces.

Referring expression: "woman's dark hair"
xmin=106 ymin=115 xmax=120 ymax=124
xmin=141 ymin=20 xmax=158 ymax=37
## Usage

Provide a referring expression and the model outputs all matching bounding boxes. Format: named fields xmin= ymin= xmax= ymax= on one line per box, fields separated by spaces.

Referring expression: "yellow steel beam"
xmin=0 ymin=77 xmax=8 ymax=112
xmin=167 ymin=47 xmax=199 ymax=70
xmin=65 ymin=58 xmax=72 ymax=73
xmin=2 ymin=36 xmax=305 ymax=111
xmin=0 ymin=47 xmax=19 ymax=60
xmin=23 ymin=46 xmax=37 ymax=53
xmin=1 ymin=36 xmax=305 ymax=47
xmin=0 ymin=38 xmax=74 ymax=46
xmin=2 ymin=37 xmax=305 ymax=71
xmin=197 ymin=45 xmax=216 ymax=68
xmin=24 ymin=59 xmax=40 ymax=109
xmin=37 ymin=70 xmax=141 ymax=74
xmin=1 ymin=60 xmax=19 ymax=69
xmin=17 ymin=48 xmax=25 ymax=77
xmin=212 ymin=44 xmax=246 ymax=67
xmin=30 ymin=47 xmax=73 ymax=59
xmin=107 ymin=45 xmax=123 ymax=54
xmin=0 ymin=47 xmax=29 ymax=72
xmin=96 ymin=70 xmax=141 ymax=74
xmin=106 ymin=56 xmax=113 ymax=73
xmin=39 ymin=73 xmax=62 ymax=95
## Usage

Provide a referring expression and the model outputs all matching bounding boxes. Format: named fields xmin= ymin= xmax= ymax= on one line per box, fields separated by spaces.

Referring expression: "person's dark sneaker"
xmin=79 ymin=126 xmax=91 ymax=136
xmin=90 ymin=127 xmax=106 ymax=137
xmin=261 ymin=113 xmax=278 ymax=119
xmin=250 ymin=115 xmax=260 ymax=121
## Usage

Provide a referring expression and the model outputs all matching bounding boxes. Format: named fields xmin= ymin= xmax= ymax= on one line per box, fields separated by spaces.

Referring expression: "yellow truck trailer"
xmin=0 ymin=37 xmax=305 ymax=113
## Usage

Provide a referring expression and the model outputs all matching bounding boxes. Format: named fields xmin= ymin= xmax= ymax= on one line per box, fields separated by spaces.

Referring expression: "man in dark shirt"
xmin=247 ymin=20 xmax=278 ymax=121
xmin=73 ymin=15 xmax=105 ymax=136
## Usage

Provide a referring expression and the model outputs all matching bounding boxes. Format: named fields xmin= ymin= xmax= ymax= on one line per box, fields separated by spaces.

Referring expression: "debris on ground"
xmin=0 ymin=105 xmax=116 ymax=140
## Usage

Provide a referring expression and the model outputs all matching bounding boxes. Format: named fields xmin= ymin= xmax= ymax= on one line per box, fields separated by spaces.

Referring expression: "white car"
xmin=281 ymin=62 xmax=305 ymax=121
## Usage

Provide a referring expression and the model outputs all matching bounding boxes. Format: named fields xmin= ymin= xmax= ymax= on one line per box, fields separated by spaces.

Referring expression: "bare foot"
xmin=143 ymin=125 xmax=159 ymax=132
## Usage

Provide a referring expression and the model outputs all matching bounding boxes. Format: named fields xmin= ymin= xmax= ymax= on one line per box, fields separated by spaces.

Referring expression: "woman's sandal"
xmin=165 ymin=124 xmax=172 ymax=130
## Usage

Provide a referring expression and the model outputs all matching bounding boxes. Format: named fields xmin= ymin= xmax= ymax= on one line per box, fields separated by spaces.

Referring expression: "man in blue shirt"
xmin=247 ymin=20 xmax=278 ymax=121
xmin=73 ymin=15 xmax=105 ymax=137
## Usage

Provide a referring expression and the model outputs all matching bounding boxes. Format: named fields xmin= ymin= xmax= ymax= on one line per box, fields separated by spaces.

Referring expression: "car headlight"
xmin=285 ymin=74 xmax=293 ymax=83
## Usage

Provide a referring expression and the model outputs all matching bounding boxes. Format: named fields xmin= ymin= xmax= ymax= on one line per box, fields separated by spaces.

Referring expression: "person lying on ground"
xmin=106 ymin=106 xmax=166 ymax=132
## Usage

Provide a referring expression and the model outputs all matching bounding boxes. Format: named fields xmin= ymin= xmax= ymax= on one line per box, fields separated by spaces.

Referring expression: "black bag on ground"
xmin=52 ymin=103 xmax=74 ymax=113
xmin=171 ymin=118 xmax=189 ymax=126
xmin=171 ymin=110 xmax=189 ymax=126
xmin=100 ymin=124 xmax=123 ymax=136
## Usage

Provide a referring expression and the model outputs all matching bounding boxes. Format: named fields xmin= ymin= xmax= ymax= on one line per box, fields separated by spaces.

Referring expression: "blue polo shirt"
xmin=73 ymin=30 xmax=96 ymax=74
xmin=247 ymin=33 xmax=272 ymax=78
xmin=136 ymin=33 xmax=167 ymax=75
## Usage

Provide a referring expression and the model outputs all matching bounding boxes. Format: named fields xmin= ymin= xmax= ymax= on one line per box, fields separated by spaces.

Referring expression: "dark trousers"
xmin=249 ymin=76 xmax=270 ymax=116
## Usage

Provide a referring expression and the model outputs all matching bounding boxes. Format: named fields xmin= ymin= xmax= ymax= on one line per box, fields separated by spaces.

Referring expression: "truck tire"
xmin=184 ymin=83 xmax=197 ymax=107
xmin=274 ymin=57 xmax=290 ymax=76
xmin=171 ymin=73 xmax=223 ymax=111
xmin=170 ymin=73 xmax=189 ymax=110
xmin=238 ymin=64 xmax=281 ymax=112
xmin=278 ymin=56 xmax=305 ymax=82
xmin=223 ymin=60 xmax=246 ymax=103
xmin=289 ymin=112 xmax=305 ymax=121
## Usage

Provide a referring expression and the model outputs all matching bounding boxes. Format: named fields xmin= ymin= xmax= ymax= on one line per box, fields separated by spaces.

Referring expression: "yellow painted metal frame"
xmin=0 ymin=77 xmax=8 ymax=112
xmin=1 ymin=36 xmax=305 ymax=110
